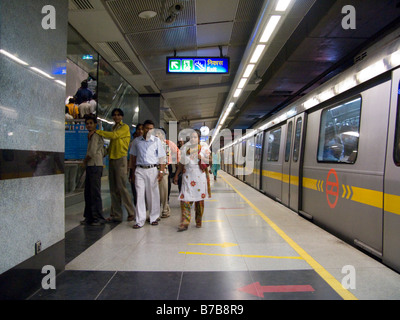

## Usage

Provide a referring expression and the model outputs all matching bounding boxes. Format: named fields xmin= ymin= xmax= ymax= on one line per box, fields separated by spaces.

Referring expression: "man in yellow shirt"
xmin=91 ymin=108 xmax=135 ymax=222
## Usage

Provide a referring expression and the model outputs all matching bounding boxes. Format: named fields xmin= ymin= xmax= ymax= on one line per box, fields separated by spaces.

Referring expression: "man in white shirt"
xmin=129 ymin=120 xmax=166 ymax=229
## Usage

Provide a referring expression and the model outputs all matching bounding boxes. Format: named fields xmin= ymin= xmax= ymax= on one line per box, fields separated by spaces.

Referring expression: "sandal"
xmin=177 ymin=226 xmax=188 ymax=232
xmin=132 ymin=224 xmax=142 ymax=229
xmin=150 ymin=221 xmax=159 ymax=226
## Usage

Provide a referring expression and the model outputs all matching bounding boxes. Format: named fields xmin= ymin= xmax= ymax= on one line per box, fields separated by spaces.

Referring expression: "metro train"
xmin=220 ymin=30 xmax=400 ymax=273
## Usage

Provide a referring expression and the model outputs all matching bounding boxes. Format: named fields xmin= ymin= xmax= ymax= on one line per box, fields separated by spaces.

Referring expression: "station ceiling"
xmin=68 ymin=0 xmax=400 ymax=131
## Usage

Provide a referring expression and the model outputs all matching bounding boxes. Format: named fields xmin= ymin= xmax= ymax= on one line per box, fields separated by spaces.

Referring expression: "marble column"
xmin=0 ymin=0 xmax=68 ymax=299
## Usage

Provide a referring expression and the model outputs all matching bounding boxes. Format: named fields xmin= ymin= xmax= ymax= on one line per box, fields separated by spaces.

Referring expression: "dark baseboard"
xmin=0 ymin=239 xmax=65 ymax=300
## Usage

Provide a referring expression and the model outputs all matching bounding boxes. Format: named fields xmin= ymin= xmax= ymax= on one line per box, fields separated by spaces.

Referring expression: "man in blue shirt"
xmin=74 ymin=80 xmax=93 ymax=106
xmin=129 ymin=120 xmax=166 ymax=229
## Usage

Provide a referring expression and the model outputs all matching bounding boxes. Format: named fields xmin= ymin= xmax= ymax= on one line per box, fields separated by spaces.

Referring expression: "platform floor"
xmin=30 ymin=171 xmax=400 ymax=300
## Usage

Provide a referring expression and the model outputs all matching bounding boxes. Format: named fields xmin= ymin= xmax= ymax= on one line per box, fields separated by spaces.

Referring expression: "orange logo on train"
xmin=326 ymin=169 xmax=339 ymax=209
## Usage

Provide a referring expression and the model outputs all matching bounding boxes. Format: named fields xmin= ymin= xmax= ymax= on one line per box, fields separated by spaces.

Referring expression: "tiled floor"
xmin=29 ymin=172 xmax=400 ymax=300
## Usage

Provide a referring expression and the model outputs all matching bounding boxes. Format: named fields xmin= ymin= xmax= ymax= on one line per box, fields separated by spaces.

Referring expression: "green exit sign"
xmin=167 ymin=57 xmax=229 ymax=74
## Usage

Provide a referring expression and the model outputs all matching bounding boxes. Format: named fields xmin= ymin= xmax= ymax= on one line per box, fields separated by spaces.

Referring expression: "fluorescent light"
xmin=250 ymin=45 xmax=265 ymax=64
xmin=30 ymin=67 xmax=54 ymax=79
xmin=243 ymin=64 xmax=255 ymax=78
xmin=260 ymin=16 xmax=281 ymax=43
xmin=220 ymin=113 xmax=229 ymax=125
xmin=234 ymin=88 xmax=242 ymax=98
xmin=0 ymin=49 xmax=29 ymax=66
xmin=238 ymin=78 xmax=247 ymax=89
xmin=276 ymin=0 xmax=291 ymax=12
xmin=228 ymin=102 xmax=235 ymax=110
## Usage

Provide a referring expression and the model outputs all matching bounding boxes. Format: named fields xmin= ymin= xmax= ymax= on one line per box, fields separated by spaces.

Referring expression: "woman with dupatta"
xmin=173 ymin=129 xmax=211 ymax=231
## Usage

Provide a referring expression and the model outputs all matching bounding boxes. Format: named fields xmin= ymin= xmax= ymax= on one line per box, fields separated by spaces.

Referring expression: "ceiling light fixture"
xmin=138 ymin=10 xmax=157 ymax=19
xmin=243 ymin=64 xmax=255 ymax=78
xmin=260 ymin=15 xmax=281 ymax=43
xmin=238 ymin=78 xmax=247 ymax=89
xmin=211 ymin=0 xmax=295 ymax=146
xmin=276 ymin=0 xmax=291 ymax=12
xmin=234 ymin=89 xmax=242 ymax=98
xmin=250 ymin=44 xmax=266 ymax=64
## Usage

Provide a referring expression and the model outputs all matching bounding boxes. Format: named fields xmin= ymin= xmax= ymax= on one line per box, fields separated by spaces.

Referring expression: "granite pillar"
xmin=0 ymin=0 xmax=68 ymax=299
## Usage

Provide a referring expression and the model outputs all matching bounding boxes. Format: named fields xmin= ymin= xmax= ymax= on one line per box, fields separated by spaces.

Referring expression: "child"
xmin=81 ymin=115 xmax=106 ymax=225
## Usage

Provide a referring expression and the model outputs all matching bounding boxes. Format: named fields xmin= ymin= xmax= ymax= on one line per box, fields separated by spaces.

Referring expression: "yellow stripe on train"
xmin=258 ymin=169 xmax=400 ymax=216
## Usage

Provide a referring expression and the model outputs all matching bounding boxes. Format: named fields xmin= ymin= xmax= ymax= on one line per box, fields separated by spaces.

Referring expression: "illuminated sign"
xmin=52 ymin=61 xmax=67 ymax=75
xmin=167 ymin=57 xmax=229 ymax=74
xmin=82 ymin=55 xmax=94 ymax=60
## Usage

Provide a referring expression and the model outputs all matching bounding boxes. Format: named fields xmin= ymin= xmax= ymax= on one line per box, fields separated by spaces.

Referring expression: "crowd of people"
xmin=65 ymin=80 xmax=97 ymax=120
xmin=80 ymin=107 xmax=221 ymax=232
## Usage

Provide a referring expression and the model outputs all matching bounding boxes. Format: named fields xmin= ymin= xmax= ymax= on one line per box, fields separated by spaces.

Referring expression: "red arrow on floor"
xmin=238 ymin=282 xmax=315 ymax=297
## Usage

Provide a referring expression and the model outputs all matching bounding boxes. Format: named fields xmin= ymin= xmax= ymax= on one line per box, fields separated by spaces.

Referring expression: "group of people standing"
xmin=81 ymin=108 xmax=219 ymax=232
xmin=65 ymin=80 xmax=97 ymax=120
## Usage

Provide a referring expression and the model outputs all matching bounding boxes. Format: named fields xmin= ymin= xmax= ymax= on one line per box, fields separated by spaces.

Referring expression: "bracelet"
xmin=159 ymin=170 xmax=164 ymax=173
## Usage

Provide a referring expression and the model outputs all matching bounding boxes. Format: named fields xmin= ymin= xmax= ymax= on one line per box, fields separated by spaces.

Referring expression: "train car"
xmin=221 ymin=30 xmax=400 ymax=272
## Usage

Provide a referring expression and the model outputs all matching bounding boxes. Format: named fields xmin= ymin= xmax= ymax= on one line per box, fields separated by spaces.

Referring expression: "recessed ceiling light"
xmin=138 ymin=10 xmax=157 ymax=19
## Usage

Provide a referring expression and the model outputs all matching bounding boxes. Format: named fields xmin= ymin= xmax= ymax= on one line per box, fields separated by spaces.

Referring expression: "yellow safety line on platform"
xmin=220 ymin=174 xmax=358 ymax=301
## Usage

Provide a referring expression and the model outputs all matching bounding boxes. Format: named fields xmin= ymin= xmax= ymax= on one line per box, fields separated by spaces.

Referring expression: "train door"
xmin=289 ymin=113 xmax=306 ymax=212
xmin=230 ymin=146 xmax=234 ymax=176
xmin=282 ymin=120 xmax=293 ymax=206
xmin=254 ymin=132 xmax=264 ymax=189
xmin=240 ymin=140 xmax=246 ymax=181
xmin=244 ymin=137 xmax=255 ymax=185
xmin=234 ymin=144 xmax=240 ymax=178
xmin=383 ymin=68 xmax=400 ymax=271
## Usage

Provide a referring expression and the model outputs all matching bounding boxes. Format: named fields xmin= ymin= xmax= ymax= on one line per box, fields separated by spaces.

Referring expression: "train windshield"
xmin=317 ymin=97 xmax=362 ymax=164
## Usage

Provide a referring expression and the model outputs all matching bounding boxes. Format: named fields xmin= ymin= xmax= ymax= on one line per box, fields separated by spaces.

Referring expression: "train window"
xmin=293 ymin=118 xmax=303 ymax=163
xmin=285 ymin=122 xmax=293 ymax=162
xmin=267 ymin=128 xmax=281 ymax=162
xmin=317 ymin=97 xmax=361 ymax=164
xmin=394 ymin=81 xmax=400 ymax=166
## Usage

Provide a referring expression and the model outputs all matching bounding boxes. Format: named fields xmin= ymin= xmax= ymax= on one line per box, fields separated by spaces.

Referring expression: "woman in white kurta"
xmin=173 ymin=130 xmax=211 ymax=231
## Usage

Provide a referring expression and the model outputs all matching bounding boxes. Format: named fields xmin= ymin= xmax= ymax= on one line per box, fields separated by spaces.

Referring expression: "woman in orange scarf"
xmin=173 ymin=129 xmax=211 ymax=231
